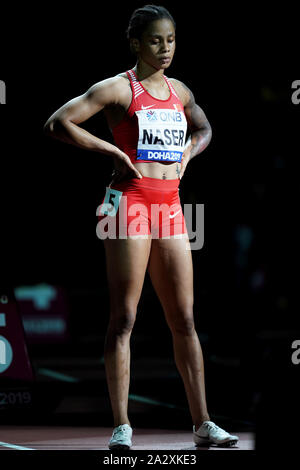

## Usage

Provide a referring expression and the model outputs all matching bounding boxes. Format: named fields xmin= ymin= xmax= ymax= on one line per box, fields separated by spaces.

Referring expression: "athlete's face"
xmin=136 ymin=19 xmax=176 ymax=70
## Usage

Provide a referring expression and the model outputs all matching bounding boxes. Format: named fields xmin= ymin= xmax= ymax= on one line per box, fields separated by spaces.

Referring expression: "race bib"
xmin=100 ymin=187 xmax=123 ymax=216
xmin=136 ymin=108 xmax=187 ymax=162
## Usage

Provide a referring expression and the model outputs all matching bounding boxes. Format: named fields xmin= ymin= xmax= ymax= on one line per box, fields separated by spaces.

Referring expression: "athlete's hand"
xmin=179 ymin=151 xmax=191 ymax=179
xmin=111 ymin=152 xmax=143 ymax=184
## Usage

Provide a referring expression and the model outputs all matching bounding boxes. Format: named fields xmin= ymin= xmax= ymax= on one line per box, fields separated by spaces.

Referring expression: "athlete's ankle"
xmin=113 ymin=420 xmax=131 ymax=427
xmin=194 ymin=416 xmax=210 ymax=429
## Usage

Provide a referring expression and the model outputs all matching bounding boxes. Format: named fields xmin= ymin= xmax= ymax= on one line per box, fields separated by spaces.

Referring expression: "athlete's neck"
xmin=134 ymin=60 xmax=165 ymax=83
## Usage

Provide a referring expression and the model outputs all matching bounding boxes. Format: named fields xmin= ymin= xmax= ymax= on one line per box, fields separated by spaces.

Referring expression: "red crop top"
xmin=112 ymin=69 xmax=188 ymax=164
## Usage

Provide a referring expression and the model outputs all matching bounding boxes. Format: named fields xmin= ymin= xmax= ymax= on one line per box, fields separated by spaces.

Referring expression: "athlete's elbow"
xmin=43 ymin=118 xmax=54 ymax=136
xmin=43 ymin=117 xmax=67 ymax=138
xmin=206 ymin=125 xmax=212 ymax=145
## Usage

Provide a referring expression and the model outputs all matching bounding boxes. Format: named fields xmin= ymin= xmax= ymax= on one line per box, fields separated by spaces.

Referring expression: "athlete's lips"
xmin=159 ymin=56 xmax=171 ymax=63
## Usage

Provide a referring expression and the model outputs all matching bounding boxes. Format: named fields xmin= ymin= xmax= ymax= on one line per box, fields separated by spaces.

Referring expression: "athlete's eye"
xmin=149 ymin=37 xmax=175 ymax=45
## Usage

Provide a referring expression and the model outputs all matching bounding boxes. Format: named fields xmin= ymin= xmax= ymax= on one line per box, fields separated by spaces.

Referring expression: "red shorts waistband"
xmin=111 ymin=175 xmax=180 ymax=192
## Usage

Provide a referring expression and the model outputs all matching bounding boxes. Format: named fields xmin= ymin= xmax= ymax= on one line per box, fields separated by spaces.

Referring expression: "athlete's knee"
xmin=168 ymin=309 xmax=195 ymax=336
xmin=108 ymin=305 xmax=137 ymax=336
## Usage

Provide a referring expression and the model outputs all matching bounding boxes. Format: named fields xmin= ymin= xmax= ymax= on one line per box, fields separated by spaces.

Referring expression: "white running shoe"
xmin=193 ymin=420 xmax=239 ymax=447
xmin=108 ymin=424 xmax=133 ymax=450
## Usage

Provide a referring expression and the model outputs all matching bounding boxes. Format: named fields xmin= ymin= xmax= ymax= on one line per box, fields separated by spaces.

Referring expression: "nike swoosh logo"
xmin=141 ymin=105 xmax=155 ymax=110
xmin=169 ymin=209 xmax=181 ymax=219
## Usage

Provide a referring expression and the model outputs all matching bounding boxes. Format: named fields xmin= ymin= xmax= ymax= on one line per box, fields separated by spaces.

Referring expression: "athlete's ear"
xmin=130 ymin=38 xmax=140 ymax=55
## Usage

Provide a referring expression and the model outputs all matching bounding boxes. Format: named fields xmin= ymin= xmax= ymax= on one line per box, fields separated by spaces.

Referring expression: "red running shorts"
xmin=97 ymin=175 xmax=188 ymax=239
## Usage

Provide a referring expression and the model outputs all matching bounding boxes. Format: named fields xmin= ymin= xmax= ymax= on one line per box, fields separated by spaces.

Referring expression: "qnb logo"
xmin=147 ymin=110 xmax=157 ymax=121
xmin=0 ymin=80 xmax=6 ymax=104
xmin=146 ymin=110 xmax=183 ymax=122
xmin=291 ymin=340 xmax=300 ymax=365
xmin=291 ymin=80 xmax=300 ymax=105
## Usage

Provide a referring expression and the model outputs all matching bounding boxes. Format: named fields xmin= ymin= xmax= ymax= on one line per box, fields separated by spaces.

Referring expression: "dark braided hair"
xmin=126 ymin=4 xmax=176 ymax=40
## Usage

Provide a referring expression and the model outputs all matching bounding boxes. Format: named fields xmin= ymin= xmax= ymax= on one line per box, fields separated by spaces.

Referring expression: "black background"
xmin=0 ymin=0 xmax=299 ymax=455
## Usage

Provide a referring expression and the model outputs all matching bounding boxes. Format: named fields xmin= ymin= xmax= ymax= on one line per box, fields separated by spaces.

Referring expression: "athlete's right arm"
xmin=44 ymin=77 xmax=127 ymax=158
xmin=44 ymin=77 xmax=143 ymax=178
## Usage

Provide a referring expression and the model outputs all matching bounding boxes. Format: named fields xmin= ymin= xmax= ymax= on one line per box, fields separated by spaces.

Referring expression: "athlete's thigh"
xmin=147 ymin=234 xmax=194 ymax=315
xmin=103 ymin=236 xmax=152 ymax=310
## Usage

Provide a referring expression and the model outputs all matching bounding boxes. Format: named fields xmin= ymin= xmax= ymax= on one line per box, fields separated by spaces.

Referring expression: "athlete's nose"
xmin=161 ymin=40 xmax=170 ymax=53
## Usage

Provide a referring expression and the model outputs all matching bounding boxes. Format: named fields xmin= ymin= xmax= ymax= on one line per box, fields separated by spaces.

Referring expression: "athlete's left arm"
xmin=171 ymin=79 xmax=212 ymax=177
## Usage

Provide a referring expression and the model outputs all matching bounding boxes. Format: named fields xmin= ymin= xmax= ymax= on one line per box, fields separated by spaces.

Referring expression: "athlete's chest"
xmin=139 ymin=81 xmax=171 ymax=101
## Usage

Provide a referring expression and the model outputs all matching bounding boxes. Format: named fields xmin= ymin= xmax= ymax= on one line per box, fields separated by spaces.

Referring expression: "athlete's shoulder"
xmin=167 ymin=77 xmax=193 ymax=107
xmin=115 ymin=71 xmax=130 ymax=82
xmin=86 ymin=73 xmax=131 ymax=106
xmin=89 ymin=73 xmax=129 ymax=93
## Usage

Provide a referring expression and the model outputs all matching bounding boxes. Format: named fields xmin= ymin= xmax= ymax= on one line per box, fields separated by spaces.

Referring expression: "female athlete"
xmin=44 ymin=4 xmax=239 ymax=449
